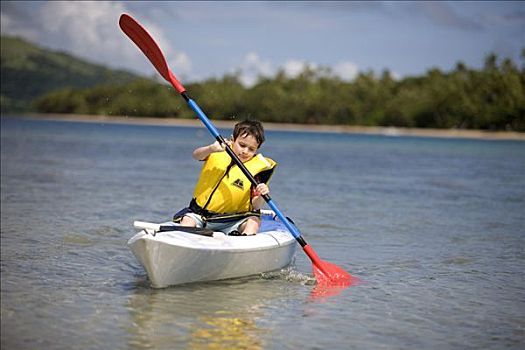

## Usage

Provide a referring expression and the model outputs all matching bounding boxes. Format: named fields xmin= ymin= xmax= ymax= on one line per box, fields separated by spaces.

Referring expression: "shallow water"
xmin=1 ymin=117 xmax=524 ymax=349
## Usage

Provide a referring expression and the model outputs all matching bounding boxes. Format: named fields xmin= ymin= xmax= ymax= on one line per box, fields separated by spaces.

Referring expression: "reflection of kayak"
xmin=128 ymin=211 xmax=297 ymax=288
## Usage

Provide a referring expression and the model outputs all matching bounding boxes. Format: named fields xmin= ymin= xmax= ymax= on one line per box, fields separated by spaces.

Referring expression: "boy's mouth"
xmin=238 ymin=154 xmax=249 ymax=162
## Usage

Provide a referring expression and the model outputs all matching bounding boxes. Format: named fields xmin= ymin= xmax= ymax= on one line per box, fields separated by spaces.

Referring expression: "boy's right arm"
xmin=192 ymin=140 xmax=227 ymax=160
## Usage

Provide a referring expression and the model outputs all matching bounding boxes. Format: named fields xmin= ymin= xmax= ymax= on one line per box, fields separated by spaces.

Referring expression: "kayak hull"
xmin=128 ymin=216 xmax=296 ymax=288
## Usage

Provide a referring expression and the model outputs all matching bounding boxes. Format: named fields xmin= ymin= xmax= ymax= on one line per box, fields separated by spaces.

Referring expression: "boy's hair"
xmin=233 ymin=120 xmax=265 ymax=148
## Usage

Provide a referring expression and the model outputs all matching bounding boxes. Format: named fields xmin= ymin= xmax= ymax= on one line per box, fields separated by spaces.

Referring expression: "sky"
xmin=1 ymin=1 xmax=524 ymax=86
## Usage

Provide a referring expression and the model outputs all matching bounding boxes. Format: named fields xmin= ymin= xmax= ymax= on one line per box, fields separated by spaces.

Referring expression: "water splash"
xmin=261 ymin=265 xmax=361 ymax=302
xmin=261 ymin=266 xmax=316 ymax=286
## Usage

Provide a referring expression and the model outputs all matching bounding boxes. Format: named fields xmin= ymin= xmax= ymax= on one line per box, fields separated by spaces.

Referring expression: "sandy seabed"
xmin=7 ymin=113 xmax=525 ymax=141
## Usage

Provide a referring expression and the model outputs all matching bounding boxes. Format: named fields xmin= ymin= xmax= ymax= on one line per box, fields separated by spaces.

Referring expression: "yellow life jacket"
xmin=192 ymin=151 xmax=277 ymax=214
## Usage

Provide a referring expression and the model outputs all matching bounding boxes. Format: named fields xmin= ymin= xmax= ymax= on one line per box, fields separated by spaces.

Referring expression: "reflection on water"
xmin=189 ymin=312 xmax=264 ymax=350
xmin=126 ymin=273 xmax=309 ymax=350
xmin=309 ymin=282 xmax=359 ymax=302
xmin=125 ymin=266 xmax=344 ymax=349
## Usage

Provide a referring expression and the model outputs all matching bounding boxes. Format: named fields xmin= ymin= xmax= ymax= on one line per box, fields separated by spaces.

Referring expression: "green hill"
xmin=1 ymin=35 xmax=144 ymax=112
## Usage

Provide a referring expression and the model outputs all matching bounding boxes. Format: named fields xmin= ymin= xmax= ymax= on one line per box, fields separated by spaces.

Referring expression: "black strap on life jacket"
xmin=157 ymin=225 xmax=214 ymax=237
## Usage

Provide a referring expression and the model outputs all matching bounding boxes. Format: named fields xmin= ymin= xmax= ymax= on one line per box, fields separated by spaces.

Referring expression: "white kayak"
xmin=128 ymin=210 xmax=297 ymax=288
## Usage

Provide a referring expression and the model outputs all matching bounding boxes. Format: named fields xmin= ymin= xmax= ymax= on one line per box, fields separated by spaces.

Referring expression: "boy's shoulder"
xmin=256 ymin=153 xmax=277 ymax=168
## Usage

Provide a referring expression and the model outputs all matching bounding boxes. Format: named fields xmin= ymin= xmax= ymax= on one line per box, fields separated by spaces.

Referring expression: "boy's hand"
xmin=251 ymin=183 xmax=269 ymax=209
xmin=209 ymin=140 xmax=227 ymax=153
xmin=193 ymin=139 xmax=231 ymax=160
xmin=252 ymin=183 xmax=269 ymax=197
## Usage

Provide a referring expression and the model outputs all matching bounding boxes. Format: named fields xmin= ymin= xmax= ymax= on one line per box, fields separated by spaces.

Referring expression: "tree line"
xmin=1 ymin=36 xmax=140 ymax=113
xmin=35 ymin=52 xmax=525 ymax=131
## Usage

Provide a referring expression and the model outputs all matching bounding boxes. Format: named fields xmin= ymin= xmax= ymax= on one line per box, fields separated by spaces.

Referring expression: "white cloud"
xmin=283 ymin=59 xmax=317 ymax=78
xmin=235 ymin=55 xmax=362 ymax=86
xmin=39 ymin=2 xmax=126 ymax=55
xmin=1 ymin=3 xmax=40 ymax=41
xmin=333 ymin=61 xmax=359 ymax=81
xmin=169 ymin=52 xmax=192 ymax=79
xmin=237 ymin=52 xmax=273 ymax=87
xmin=1 ymin=1 xmax=192 ymax=78
xmin=282 ymin=59 xmax=360 ymax=81
xmin=390 ymin=70 xmax=402 ymax=81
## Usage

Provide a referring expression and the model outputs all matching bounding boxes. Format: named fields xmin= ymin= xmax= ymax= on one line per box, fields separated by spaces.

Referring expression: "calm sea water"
xmin=1 ymin=116 xmax=524 ymax=350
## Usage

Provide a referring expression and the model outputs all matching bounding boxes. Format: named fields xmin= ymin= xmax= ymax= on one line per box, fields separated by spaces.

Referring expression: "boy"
xmin=173 ymin=120 xmax=277 ymax=235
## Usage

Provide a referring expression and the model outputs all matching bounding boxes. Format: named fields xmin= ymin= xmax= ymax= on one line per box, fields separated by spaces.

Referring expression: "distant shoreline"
xmin=5 ymin=113 xmax=525 ymax=141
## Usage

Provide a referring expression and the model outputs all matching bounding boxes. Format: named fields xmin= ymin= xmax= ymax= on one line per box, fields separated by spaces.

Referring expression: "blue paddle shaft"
xmin=185 ymin=96 xmax=304 ymax=243
xmin=265 ymin=199 xmax=301 ymax=240
xmin=187 ymin=99 xmax=221 ymax=139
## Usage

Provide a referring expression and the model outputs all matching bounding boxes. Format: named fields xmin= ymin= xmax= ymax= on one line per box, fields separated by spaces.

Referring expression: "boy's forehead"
xmin=236 ymin=133 xmax=259 ymax=145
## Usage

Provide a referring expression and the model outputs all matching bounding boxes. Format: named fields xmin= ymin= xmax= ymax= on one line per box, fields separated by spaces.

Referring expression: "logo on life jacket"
xmin=231 ymin=178 xmax=244 ymax=190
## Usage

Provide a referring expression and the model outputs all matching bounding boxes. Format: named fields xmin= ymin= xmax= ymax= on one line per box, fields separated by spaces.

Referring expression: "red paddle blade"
xmin=312 ymin=259 xmax=358 ymax=287
xmin=303 ymin=245 xmax=358 ymax=288
xmin=119 ymin=14 xmax=170 ymax=80
xmin=119 ymin=14 xmax=186 ymax=93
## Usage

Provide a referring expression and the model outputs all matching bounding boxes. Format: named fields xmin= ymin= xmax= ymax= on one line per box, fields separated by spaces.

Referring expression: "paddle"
xmin=119 ymin=13 xmax=357 ymax=288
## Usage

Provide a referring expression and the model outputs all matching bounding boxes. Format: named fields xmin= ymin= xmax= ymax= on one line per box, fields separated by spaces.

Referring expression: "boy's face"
xmin=232 ymin=133 xmax=259 ymax=163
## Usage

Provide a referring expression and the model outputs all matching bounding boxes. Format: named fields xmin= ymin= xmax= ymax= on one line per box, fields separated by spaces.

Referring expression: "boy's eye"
xmin=239 ymin=143 xmax=256 ymax=152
